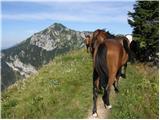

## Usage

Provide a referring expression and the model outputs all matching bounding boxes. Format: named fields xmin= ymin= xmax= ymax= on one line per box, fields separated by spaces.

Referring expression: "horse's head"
xmin=90 ymin=29 xmax=108 ymax=50
xmin=84 ymin=35 xmax=91 ymax=47
xmin=84 ymin=34 xmax=93 ymax=53
xmin=92 ymin=29 xmax=108 ymax=44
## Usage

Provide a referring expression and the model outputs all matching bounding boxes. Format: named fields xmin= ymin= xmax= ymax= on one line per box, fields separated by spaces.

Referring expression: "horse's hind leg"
xmin=98 ymin=79 xmax=103 ymax=94
xmin=117 ymin=66 xmax=124 ymax=79
xmin=103 ymin=75 xmax=116 ymax=109
xmin=102 ymin=86 xmax=112 ymax=109
xmin=123 ymin=62 xmax=128 ymax=78
xmin=92 ymin=69 xmax=99 ymax=117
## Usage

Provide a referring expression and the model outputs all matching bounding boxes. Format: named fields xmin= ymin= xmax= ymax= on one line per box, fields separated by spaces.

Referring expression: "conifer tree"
xmin=128 ymin=1 xmax=159 ymax=63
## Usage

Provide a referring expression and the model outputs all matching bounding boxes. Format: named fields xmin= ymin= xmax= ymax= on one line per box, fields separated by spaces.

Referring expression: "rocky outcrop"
xmin=6 ymin=57 xmax=37 ymax=77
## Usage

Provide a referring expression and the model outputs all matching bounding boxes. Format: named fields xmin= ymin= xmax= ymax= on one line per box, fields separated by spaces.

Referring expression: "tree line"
xmin=128 ymin=1 xmax=159 ymax=66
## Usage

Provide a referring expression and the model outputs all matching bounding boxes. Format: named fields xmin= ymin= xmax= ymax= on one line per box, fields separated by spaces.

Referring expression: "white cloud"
xmin=2 ymin=12 xmax=128 ymax=23
xmin=2 ymin=1 xmax=133 ymax=23
xmin=2 ymin=1 xmax=134 ymax=49
xmin=2 ymin=0 xmax=135 ymax=2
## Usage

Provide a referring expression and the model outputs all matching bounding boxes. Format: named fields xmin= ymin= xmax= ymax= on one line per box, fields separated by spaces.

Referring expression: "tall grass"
xmin=110 ymin=63 xmax=159 ymax=119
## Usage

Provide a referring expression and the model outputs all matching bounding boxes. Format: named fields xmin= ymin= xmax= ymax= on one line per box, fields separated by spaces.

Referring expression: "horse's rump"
xmin=94 ymin=40 xmax=124 ymax=87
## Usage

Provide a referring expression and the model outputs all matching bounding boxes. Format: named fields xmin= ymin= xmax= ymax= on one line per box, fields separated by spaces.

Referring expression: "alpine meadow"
xmin=1 ymin=0 xmax=159 ymax=119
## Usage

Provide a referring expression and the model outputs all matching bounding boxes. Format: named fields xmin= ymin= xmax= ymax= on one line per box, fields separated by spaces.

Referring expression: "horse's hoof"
xmin=104 ymin=104 xmax=112 ymax=109
xmin=107 ymin=105 xmax=112 ymax=109
xmin=92 ymin=113 xmax=98 ymax=117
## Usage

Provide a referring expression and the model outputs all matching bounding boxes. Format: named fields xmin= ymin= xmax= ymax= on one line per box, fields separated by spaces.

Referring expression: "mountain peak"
xmin=49 ymin=23 xmax=66 ymax=30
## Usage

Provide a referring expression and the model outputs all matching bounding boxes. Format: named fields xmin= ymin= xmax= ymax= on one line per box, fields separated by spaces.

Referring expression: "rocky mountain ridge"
xmin=1 ymin=23 xmax=89 ymax=90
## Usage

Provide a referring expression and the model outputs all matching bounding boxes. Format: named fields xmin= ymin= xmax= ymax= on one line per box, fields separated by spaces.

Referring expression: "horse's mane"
xmin=115 ymin=34 xmax=125 ymax=37
xmin=96 ymin=29 xmax=106 ymax=32
xmin=106 ymin=31 xmax=115 ymax=39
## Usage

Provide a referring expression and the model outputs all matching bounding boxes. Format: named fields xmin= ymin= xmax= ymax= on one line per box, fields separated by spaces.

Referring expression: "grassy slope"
xmin=1 ymin=49 xmax=159 ymax=118
xmin=1 ymin=49 xmax=93 ymax=118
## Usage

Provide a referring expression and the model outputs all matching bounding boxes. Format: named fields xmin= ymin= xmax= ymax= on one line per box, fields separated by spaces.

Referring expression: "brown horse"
xmin=91 ymin=29 xmax=130 ymax=117
xmin=84 ymin=35 xmax=92 ymax=53
xmin=84 ymin=30 xmax=130 ymax=79
xmin=84 ymin=31 xmax=109 ymax=57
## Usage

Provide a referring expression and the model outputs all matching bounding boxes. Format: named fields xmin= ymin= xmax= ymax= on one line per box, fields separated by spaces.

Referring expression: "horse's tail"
xmin=123 ymin=38 xmax=130 ymax=54
xmin=95 ymin=43 xmax=108 ymax=88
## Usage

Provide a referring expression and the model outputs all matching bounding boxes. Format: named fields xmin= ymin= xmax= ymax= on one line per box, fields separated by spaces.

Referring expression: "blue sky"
xmin=2 ymin=0 xmax=135 ymax=49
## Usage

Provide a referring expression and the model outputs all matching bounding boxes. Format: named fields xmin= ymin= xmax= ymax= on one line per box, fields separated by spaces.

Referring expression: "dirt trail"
xmin=87 ymin=87 xmax=116 ymax=119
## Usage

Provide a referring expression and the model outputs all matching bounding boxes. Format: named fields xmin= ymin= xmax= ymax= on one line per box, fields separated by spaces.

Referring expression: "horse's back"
xmin=105 ymin=39 xmax=123 ymax=53
xmin=108 ymin=38 xmax=129 ymax=65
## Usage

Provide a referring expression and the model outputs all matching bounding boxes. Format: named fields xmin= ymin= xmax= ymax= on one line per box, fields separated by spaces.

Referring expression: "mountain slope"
xmin=1 ymin=23 xmax=89 ymax=90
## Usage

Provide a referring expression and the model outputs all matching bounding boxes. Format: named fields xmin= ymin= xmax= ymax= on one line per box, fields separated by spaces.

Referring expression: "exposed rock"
xmin=6 ymin=58 xmax=37 ymax=77
xmin=30 ymin=33 xmax=57 ymax=51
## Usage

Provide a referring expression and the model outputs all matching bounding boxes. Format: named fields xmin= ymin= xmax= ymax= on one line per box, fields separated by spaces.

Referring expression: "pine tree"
xmin=128 ymin=1 xmax=159 ymax=64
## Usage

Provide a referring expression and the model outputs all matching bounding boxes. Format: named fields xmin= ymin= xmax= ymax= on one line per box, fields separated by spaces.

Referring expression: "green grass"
xmin=1 ymin=49 xmax=93 ymax=118
xmin=110 ymin=63 xmax=159 ymax=119
xmin=1 ymin=49 xmax=159 ymax=118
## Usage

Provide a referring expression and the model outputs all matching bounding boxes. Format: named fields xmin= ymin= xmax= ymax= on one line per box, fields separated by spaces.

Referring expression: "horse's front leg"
xmin=113 ymin=81 xmax=119 ymax=93
xmin=114 ymin=70 xmax=121 ymax=93
xmin=86 ymin=45 xmax=89 ymax=53
xmin=92 ymin=69 xmax=99 ymax=117
xmin=121 ymin=63 xmax=127 ymax=78
xmin=123 ymin=62 xmax=128 ymax=78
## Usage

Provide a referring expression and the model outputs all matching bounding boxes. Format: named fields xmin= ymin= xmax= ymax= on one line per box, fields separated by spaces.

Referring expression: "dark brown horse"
xmin=91 ymin=29 xmax=130 ymax=117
